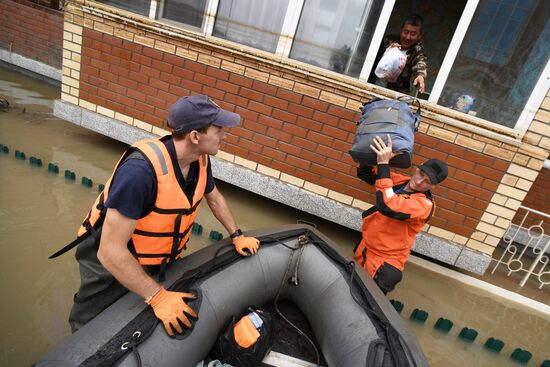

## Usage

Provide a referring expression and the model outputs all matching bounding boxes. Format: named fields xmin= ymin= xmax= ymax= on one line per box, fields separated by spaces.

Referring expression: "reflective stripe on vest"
xmin=77 ymin=138 xmax=208 ymax=266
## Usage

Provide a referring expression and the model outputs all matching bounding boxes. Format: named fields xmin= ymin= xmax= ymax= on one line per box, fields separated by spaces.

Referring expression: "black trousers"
xmin=373 ymin=262 xmax=403 ymax=295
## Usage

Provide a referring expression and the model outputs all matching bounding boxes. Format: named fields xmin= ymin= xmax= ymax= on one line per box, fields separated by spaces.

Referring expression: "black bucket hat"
xmin=419 ymin=159 xmax=448 ymax=185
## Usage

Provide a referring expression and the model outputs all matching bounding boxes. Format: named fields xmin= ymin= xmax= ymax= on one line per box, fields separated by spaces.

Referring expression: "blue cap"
xmin=167 ymin=95 xmax=240 ymax=133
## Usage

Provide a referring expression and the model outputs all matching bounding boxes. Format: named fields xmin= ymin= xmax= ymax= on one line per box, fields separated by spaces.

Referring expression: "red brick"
xmin=263 ymin=147 xmax=287 ymax=162
xmin=438 ymin=208 xmax=465 ymax=224
xmin=235 ymin=106 xmax=258 ymax=122
xmin=334 ymin=172 xmax=359 ymax=186
xmin=229 ymin=74 xmax=254 ymax=88
xmin=278 ymin=141 xmax=302 ymax=156
xmin=295 ymin=169 xmax=320 ymax=183
xmin=112 ymin=46 xmax=131 ymax=61
xmin=415 ymin=133 xmax=440 ymax=147
xmin=202 ymin=85 xmax=224 ymax=99
xmin=184 ymin=59 xmax=207 ymax=74
xmin=173 ymin=65 xmax=194 ymax=80
xmin=241 ymin=88 xmax=264 ymax=102
xmin=319 ymin=178 xmax=346 ymax=193
xmin=263 ymin=95 xmax=289 ymax=110
xmin=248 ymin=100 xmax=272 ymax=115
xmin=248 ymin=152 xmax=273 ymax=167
xmin=464 ymin=151 xmax=494 ymax=166
xmin=481 ymin=179 xmax=498 ymax=192
xmin=296 ymin=117 xmax=322 ymax=132
xmin=473 ymin=165 xmax=504 ymax=181
xmin=317 ymin=145 xmax=343 ymax=160
xmin=206 ymin=67 xmax=230 ymax=81
xmin=446 ymin=156 xmax=475 ymax=171
xmin=302 ymin=96 xmax=328 ymax=112
xmin=454 ymin=204 xmax=482 ymax=218
xmin=225 ymin=145 xmax=249 ymax=158
xmin=271 ymin=160 xmax=297 ymax=175
xmin=344 ymin=186 xmax=372 ymax=202
xmin=444 ymin=223 xmax=473 ymax=237
xmin=288 ymin=103 xmax=314 ymax=118
xmin=273 ymin=109 xmax=297 ymax=124
xmin=225 ymin=93 xmax=249 ymax=109
xmin=239 ymin=138 xmax=263 ymax=153
xmin=327 ymin=105 xmax=358 ymax=121
xmin=282 ymin=123 xmax=308 ymax=138
xmin=276 ymin=88 xmax=302 ymax=104
xmin=216 ymin=80 xmax=240 ymax=94
xmin=169 ymin=84 xmax=190 ymax=97
xmin=255 ymin=134 xmax=278 ymax=148
xmin=321 ymin=125 xmax=348 ymax=141
xmin=252 ymin=80 xmax=277 ymax=96
xmin=326 ymin=158 xmax=351 ymax=174
xmin=157 ymin=90 xmax=178 ymax=106
xmin=243 ymin=119 xmax=267 ymax=134
xmin=258 ymin=115 xmax=283 ymax=130
xmin=313 ymin=110 xmax=339 ymax=125
xmin=307 ymin=131 xmax=333 ymax=146
xmin=493 ymin=159 xmax=509 ymax=171
xmin=266 ymin=127 xmax=291 ymax=143
xmin=194 ymin=73 xmax=216 ymax=87
xmin=230 ymin=126 xmax=254 ymax=140
xmin=301 ymin=150 xmax=327 ymax=166
xmin=332 ymin=139 xmax=351 ymax=152
xmin=143 ymin=47 xmax=164 ymax=60
xmin=441 ymin=178 xmax=466 ymax=192
xmin=291 ymin=137 xmax=318 ymax=152
xmin=160 ymin=72 xmax=182 ymax=86
xmin=311 ymin=163 xmax=335 ymax=178
xmin=163 ymin=53 xmax=185 ymax=67
xmin=419 ymin=145 xmax=448 ymax=161
xmin=146 ymin=94 xmax=167 ymax=109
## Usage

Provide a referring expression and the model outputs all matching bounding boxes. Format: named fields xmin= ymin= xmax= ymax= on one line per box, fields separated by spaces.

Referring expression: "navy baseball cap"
xmin=167 ymin=95 xmax=240 ymax=133
xmin=419 ymin=159 xmax=448 ymax=185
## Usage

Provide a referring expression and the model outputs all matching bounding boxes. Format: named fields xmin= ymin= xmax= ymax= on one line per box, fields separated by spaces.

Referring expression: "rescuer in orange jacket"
xmin=353 ymin=135 xmax=448 ymax=294
xmin=62 ymin=95 xmax=260 ymax=334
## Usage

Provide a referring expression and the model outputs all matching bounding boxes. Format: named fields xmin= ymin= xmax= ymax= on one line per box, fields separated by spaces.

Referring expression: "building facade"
xmin=1 ymin=0 xmax=549 ymax=275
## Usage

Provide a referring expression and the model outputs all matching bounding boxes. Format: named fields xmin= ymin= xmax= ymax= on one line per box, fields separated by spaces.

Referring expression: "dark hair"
xmin=402 ymin=14 xmax=424 ymax=31
xmin=172 ymin=124 xmax=211 ymax=139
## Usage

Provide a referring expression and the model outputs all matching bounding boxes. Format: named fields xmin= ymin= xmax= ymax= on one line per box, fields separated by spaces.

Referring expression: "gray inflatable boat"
xmin=35 ymin=225 xmax=428 ymax=367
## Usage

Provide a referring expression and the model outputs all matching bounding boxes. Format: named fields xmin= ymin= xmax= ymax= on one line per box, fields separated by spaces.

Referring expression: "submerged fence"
xmin=492 ymin=205 xmax=550 ymax=289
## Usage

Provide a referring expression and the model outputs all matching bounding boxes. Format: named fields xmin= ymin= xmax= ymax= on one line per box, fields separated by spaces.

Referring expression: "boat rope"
xmin=273 ymin=233 xmax=321 ymax=367
xmin=121 ymin=331 xmax=143 ymax=367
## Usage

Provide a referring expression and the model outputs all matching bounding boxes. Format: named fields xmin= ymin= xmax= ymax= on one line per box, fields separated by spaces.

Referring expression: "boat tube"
xmin=35 ymin=225 xmax=428 ymax=367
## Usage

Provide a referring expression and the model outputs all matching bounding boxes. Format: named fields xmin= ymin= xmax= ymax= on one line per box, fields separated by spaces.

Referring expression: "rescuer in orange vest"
xmin=62 ymin=95 xmax=260 ymax=334
xmin=354 ymin=135 xmax=448 ymax=294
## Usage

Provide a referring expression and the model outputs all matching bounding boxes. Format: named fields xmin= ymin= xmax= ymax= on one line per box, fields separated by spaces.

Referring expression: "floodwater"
xmin=0 ymin=68 xmax=548 ymax=367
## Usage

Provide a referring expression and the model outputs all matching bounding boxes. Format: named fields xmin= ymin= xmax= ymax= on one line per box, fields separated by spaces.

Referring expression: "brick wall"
xmin=78 ymin=28 xmax=509 ymax=239
xmin=512 ymin=167 xmax=550 ymax=233
xmin=59 ymin=1 xmax=549 ymax=256
xmin=0 ymin=0 xmax=63 ymax=68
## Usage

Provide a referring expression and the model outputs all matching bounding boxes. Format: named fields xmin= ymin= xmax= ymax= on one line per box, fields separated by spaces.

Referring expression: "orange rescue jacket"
xmin=77 ymin=138 xmax=208 ymax=266
xmin=354 ymin=165 xmax=435 ymax=277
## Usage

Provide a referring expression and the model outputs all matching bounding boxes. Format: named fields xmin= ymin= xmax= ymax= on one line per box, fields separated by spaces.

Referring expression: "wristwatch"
xmin=230 ymin=229 xmax=243 ymax=239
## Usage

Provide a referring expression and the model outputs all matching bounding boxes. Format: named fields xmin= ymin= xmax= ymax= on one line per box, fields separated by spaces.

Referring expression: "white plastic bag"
xmin=374 ymin=46 xmax=408 ymax=83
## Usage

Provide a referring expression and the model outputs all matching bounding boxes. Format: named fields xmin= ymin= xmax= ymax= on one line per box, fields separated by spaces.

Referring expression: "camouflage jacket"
xmin=370 ymin=35 xmax=427 ymax=94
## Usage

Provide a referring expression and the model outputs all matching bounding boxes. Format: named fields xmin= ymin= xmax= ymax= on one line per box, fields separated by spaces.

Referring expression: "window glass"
xmin=439 ymin=0 xmax=550 ymax=127
xmin=158 ymin=0 xmax=207 ymax=29
xmin=96 ymin=0 xmax=151 ymax=16
xmin=290 ymin=0 xmax=384 ymax=77
xmin=213 ymin=0 xmax=290 ymax=53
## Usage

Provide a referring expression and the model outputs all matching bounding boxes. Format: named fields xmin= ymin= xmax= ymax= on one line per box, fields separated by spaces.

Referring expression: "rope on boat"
xmin=273 ymin=233 xmax=321 ymax=367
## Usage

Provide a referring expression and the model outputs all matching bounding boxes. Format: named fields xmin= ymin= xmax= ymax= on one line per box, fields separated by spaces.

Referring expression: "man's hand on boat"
xmin=146 ymin=287 xmax=197 ymax=336
xmin=232 ymin=235 xmax=260 ymax=256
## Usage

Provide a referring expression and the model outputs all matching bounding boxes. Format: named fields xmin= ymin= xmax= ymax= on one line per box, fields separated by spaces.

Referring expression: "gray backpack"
xmin=349 ymin=97 xmax=420 ymax=168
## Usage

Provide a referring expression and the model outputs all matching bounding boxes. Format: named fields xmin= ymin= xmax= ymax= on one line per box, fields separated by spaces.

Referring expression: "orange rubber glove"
xmin=146 ymin=287 xmax=197 ymax=336
xmin=232 ymin=236 xmax=260 ymax=256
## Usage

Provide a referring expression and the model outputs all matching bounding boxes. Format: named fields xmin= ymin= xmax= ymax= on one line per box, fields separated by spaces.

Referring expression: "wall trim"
xmin=0 ymin=49 xmax=61 ymax=82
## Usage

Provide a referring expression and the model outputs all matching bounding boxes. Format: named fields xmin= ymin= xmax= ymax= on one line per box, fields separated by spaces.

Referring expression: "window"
xmin=213 ymin=0 xmax=290 ymax=53
xmin=439 ymin=0 xmax=550 ymax=127
xmin=157 ymin=0 xmax=208 ymax=29
xmin=289 ymin=0 xmax=384 ymax=77
xmin=96 ymin=0 xmax=151 ymax=17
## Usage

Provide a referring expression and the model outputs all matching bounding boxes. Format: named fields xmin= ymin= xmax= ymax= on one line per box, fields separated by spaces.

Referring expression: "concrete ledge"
xmin=0 ymin=49 xmax=61 ymax=82
xmin=53 ymin=99 xmax=492 ymax=275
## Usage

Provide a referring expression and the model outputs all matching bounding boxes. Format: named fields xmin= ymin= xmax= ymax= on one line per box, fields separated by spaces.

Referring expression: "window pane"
xmin=439 ymin=0 xmax=550 ymax=128
xmin=290 ymin=0 xmax=384 ymax=77
xmin=96 ymin=0 xmax=151 ymax=17
xmin=213 ymin=0 xmax=289 ymax=53
xmin=158 ymin=0 xmax=207 ymax=29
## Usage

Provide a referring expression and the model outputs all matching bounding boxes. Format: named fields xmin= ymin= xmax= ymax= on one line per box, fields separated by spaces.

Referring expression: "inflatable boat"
xmin=35 ymin=225 xmax=428 ymax=367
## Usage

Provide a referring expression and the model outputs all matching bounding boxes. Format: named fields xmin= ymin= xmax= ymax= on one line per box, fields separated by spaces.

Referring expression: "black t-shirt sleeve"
xmin=105 ymin=159 xmax=156 ymax=219
xmin=205 ymin=160 xmax=215 ymax=194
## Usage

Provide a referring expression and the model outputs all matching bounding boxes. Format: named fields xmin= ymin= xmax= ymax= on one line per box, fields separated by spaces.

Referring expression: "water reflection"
xmin=0 ymin=68 xmax=548 ymax=367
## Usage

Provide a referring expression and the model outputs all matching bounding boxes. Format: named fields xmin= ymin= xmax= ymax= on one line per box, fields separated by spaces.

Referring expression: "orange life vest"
xmin=353 ymin=171 xmax=435 ymax=277
xmin=77 ymin=138 xmax=208 ymax=266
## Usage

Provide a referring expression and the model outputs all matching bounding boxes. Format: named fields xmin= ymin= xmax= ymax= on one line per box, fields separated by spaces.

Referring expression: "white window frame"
xmin=147 ymin=0 xmax=548 ymax=133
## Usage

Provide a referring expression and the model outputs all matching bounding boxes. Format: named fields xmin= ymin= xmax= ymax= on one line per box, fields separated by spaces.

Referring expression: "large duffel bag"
xmin=349 ymin=96 xmax=420 ymax=168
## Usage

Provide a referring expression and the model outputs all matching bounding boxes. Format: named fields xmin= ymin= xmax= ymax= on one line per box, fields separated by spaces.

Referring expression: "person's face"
xmin=196 ymin=125 xmax=226 ymax=155
xmin=408 ymin=167 xmax=435 ymax=192
xmin=399 ymin=23 xmax=422 ymax=49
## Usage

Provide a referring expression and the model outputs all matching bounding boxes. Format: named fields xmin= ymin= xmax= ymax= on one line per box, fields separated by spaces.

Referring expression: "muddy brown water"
xmin=0 ymin=68 xmax=548 ymax=366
